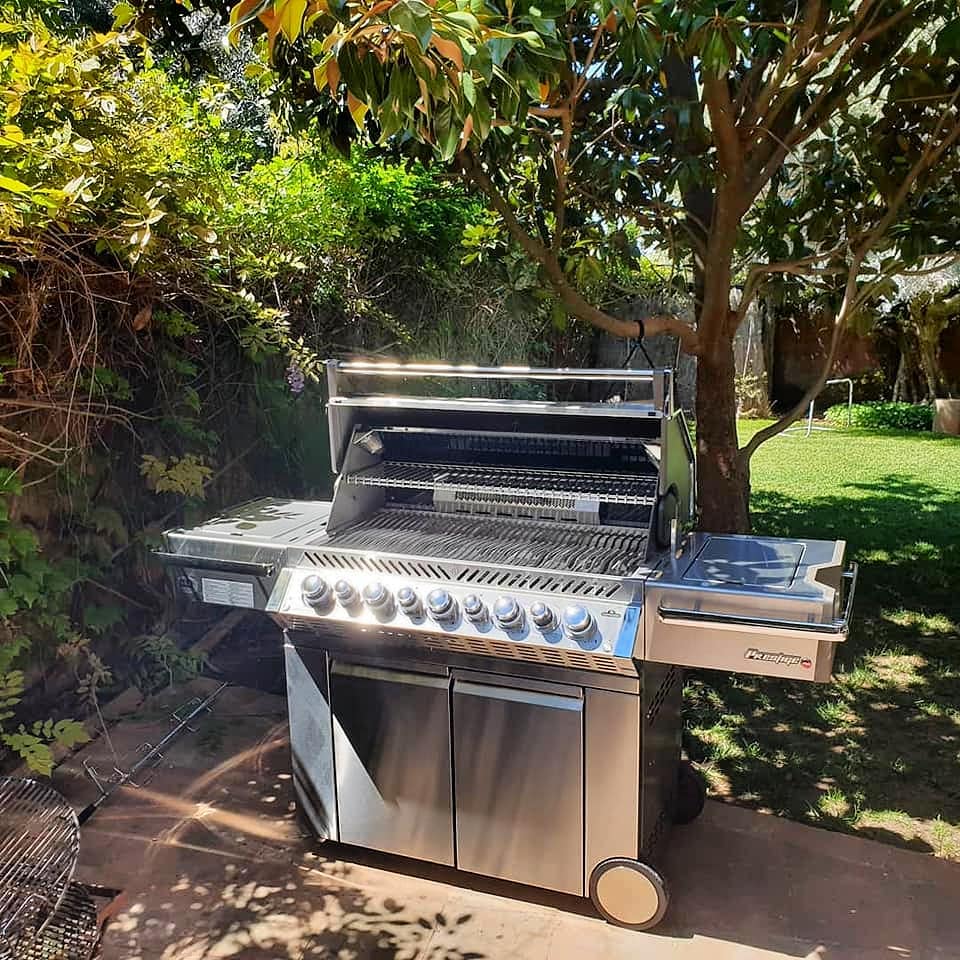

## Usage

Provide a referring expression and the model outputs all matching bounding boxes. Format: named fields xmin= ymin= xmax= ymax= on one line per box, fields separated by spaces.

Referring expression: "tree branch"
xmin=703 ymin=73 xmax=742 ymax=179
xmin=740 ymin=256 xmax=860 ymax=461
xmin=740 ymin=101 xmax=960 ymax=459
xmin=457 ymin=151 xmax=702 ymax=353
xmin=748 ymin=1 xmax=920 ymax=195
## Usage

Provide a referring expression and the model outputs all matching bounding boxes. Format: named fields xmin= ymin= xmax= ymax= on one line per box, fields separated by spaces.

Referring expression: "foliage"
xmin=140 ymin=454 xmax=214 ymax=497
xmin=0 ymin=8 xmax=255 ymax=256
xmin=824 ymin=402 xmax=933 ymax=433
xmin=0 ymin=470 xmax=93 ymax=774
xmin=735 ymin=373 xmax=771 ymax=419
xmin=0 ymin=0 xmax=554 ymax=775
xmin=121 ymin=633 xmax=207 ymax=692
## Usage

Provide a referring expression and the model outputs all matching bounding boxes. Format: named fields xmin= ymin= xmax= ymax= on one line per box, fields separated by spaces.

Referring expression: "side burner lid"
xmin=682 ymin=535 xmax=805 ymax=589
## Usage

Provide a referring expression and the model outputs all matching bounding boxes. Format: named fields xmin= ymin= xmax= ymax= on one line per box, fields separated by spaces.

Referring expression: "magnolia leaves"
xmin=228 ymin=0 xmax=557 ymax=160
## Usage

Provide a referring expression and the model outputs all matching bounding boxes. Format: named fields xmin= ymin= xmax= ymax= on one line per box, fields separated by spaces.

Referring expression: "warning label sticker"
xmin=201 ymin=578 xmax=255 ymax=608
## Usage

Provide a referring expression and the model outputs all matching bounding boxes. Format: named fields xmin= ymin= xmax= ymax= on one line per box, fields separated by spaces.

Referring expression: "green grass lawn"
xmin=683 ymin=421 xmax=960 ymax=859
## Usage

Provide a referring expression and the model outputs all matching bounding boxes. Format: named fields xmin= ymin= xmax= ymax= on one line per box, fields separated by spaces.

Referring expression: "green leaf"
xmin=936 ymin=20 xmax=960 ymax=58
xmin=1 ymin=732 xmax=54 ymax=776
xmin=111 ymin=1 xmax=137 ymax=28
xmin=462 ymin=71 xmax=476 ymax=106
xmin=8 ymin=527 xmax=38 ymax=558
xmin=84 ymin=603 xmax=125 ymax=634
xmin=52 ymin=719 xmax=90 ymax=749
xmin=390 ymin=0 xmax=434 ymax=53
xmin=0 ymin=593 xmax=17 ymax=618
xmin=0 ymin=175 xmax=31 ymax=194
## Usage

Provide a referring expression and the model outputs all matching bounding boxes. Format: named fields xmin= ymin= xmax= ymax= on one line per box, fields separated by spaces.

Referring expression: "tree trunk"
xmin=916 ymin=329 xmax=945 ymax=400
xmin=695 ymin=338 xmax=750 ymax=533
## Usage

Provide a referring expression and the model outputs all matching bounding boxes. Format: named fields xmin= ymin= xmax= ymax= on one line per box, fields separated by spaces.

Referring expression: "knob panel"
xmin=285 ymin=574 xmax=631 ymax=657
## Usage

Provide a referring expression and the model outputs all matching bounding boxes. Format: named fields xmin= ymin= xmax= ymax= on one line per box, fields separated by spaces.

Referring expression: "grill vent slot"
xmin=645 ymin=666 xmax=679 ymax=724
xmin=453 ymin=566 xmax=622 ymax=599
xmin=642 ymin=806 xmax=670 ymax=858
xmin=303 ymin=551 xmax=453 ymax=581
xmin=301 ymin=550 xmax=626 ymax=599
xmin=419 ymin=634 xmax=634 ymax=675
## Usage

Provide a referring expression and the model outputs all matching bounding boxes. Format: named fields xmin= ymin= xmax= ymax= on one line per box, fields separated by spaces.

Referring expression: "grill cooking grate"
xmin=0 ymin=778 xmax=80 ymax=956
xmin=322 ymin=509 xmax=649 ymax=577
xmin=345 ymin=460 xmax=659 ymax=506
xmin=16 ymin=882 xmax=100 ymax=960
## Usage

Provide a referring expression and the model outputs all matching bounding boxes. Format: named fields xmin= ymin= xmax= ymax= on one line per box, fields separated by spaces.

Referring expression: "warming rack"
xmin=343 ymin=461 xmax=660 ymax=506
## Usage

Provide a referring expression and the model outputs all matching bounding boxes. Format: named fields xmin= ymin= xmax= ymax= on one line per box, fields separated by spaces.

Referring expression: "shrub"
xmin=823 ymin=401 xmax=933 ymax=432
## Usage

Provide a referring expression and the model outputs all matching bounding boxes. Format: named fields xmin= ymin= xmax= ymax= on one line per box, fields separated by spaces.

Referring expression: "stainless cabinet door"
xmin=330 ymin=661 xmax=454 ymax=865
xmin=452 ymin=679 xmax=584 ymax=896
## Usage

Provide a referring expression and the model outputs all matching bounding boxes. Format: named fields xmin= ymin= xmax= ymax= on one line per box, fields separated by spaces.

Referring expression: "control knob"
xmin=493 ymin=596 xmax=524 ymax=631
xmin=397 ymin=586 xmax=421 ymax=617
xmin=426 ymin=588 xmax=457 ymax=623
xmin=334 ymin=579 xmax=359 ymax=607
xmin=362 ymin=581 xmax=394 ymax=616
xmin=562 ymin=604 xmax=595 ymax=639
xmin=529 ymin=601 xmax=557 ymax=631
xmin=301 ymin=575 xmax=331 ymax=609
xmin=462 ymin=594 xmax=487 ymax=623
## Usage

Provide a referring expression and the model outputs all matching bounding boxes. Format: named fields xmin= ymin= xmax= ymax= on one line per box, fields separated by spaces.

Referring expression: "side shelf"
xmin=643 ymin=534 xmax=856 ymax=682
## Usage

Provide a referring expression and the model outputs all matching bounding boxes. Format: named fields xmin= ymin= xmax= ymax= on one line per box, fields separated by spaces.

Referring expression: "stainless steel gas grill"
xmin=160 ymin=361 xmax=858 ymax=931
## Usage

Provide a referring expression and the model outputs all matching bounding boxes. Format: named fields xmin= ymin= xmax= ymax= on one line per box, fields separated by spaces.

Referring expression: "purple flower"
xmin=286 ymin=363 xmax=305 ymax=396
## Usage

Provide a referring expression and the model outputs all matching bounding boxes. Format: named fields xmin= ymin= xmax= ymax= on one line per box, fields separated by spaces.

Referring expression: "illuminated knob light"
xmin=362 ymin=581 xmax=394 ymax=616
xmin=562 ymin=604 xmax=594 ymax=639
xmin=529 ymin=601 xmax=557 ymax=631
xmin=301 ymin=575 xmax=331 ymax=609
xmin=397 ymin=586 xmax=421 ymax=617
xmin=462 ymin=594 xmax=487 ymax=623
xmin=494 ymin=596 xmax=524 ymax=631
xmin=426 ymin=588 xmax=457 ymax=623
xmin=334 ymin=579 xmax=359 ymax=607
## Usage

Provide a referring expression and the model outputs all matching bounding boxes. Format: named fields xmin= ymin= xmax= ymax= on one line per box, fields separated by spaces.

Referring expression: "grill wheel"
xmin=674 ymin=760 xmax=707 ymax=825
xmin=589 ymin=857 xmax=669 ymax=931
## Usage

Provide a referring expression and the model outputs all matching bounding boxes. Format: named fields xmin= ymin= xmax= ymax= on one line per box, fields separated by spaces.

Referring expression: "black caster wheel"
xmin=674 ymin=759 xmax=706 ymax=825
xmin=589 ymin=858 xmax=669 ymax=931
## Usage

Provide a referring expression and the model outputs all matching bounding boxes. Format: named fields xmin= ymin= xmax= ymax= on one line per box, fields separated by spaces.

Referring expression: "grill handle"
xmin=153 ymin=551 xmax=276 ymax=577
xmin=329 ymin=360 xmax=662 ymax=383
xmin=657 ymin=563 xmax=858 ymax=637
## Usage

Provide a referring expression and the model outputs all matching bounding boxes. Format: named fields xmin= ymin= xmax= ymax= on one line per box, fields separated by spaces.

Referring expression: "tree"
xmin=226 ymin=0 xmax=960 ymax=530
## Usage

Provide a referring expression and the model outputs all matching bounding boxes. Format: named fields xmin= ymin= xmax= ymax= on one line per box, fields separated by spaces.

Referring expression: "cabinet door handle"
xmin=454 ymin=681 xmax=583 ymax=712
xmin=331 ymin=661 xmax=449 ymax=689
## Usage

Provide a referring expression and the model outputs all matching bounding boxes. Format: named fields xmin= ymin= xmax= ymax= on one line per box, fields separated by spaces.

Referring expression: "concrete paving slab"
xmin=54 ymin=682 xmax=960 ymax=960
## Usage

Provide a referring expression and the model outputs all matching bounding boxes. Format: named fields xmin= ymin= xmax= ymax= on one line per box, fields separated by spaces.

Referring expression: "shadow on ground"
xmin=685 ymin=474 xmax=960 ymax=856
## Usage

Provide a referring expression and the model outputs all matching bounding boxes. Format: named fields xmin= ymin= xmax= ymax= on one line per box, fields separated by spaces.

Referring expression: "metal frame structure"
xmin=781 ymin=377 xmax=855 ymax=437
